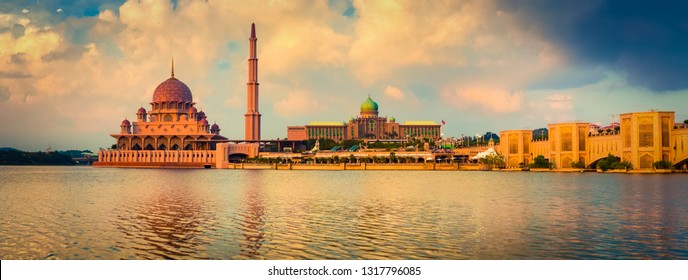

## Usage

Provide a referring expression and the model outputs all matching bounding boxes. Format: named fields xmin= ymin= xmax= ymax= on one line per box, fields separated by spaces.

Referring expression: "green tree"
xmin=652 ymin=160 xmax=673 ymax=169
xmin=571 ymin=161 xmax=585 ymax=169
xmin=479 ymin=152 xmax=506 ymax=169
xmin=529 ymin=155 xmax=552 ymax=169
xmin=597 ymin=154 xmax=631 ymax=171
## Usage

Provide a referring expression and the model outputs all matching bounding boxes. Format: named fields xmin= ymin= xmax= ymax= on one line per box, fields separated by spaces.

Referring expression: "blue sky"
xmin=1 ymin=0 xmax=687 ymax=151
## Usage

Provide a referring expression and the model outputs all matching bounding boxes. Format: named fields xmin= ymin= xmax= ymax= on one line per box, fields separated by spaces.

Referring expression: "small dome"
xmin=187 ymin=106 xmax=197 ymax=113
xmin=349 ymin=116 xmax=354 ymax=122
xmin=390 ymin=116 xmax=396 ymax=122
xmin=211 ymin=123 xmax=220 ymax=130
xmin=121 ymin=119 xmax=131 ymax=126
xmin=152 ymin=77 xmax=193 ymax=103
xmin=200 ymin=119 xmax=209 ymax=125
xmin=360 ymin=96 xmax=378 ymax=113
xmin=198 ymin=110 xmax=206 ymax=118
xmin=137 ymin=107 xmax=146 ymax=114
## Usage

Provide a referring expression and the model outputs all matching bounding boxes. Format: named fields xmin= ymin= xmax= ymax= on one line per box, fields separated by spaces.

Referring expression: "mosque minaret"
xmin=244 ymin=23 xmax=261 ymax=140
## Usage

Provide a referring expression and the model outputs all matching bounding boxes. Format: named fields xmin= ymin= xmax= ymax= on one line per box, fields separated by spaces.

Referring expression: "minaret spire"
xmin=171 ymin=57 xmax=175 ymax=77
xmin=245 ymin=23 xmax=261 ymax=140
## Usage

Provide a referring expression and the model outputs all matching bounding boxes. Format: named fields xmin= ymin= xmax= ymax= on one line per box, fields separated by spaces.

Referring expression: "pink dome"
xmin=211 ymin=123 xmax=220 ymax=130
xmin=137 ymin=107 xmax=146 ymax=114
xmin=200 ymin=119 xmax=209 ymax=125
xmin=187 ymin=106 xmax=197 ymax=113
xmin=198 ymin=110 xmax=206 ymax=119
xmin=121 ymin=119 xmax=131 ymax=126
xmin=152 ymin=77 xmax=193 ymax=103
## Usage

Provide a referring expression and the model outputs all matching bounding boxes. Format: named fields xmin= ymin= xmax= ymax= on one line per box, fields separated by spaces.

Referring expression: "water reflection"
xmin=112 ymin=171 xmax=217 ymax=259
xmin=234 ymin=171 xmax=267 ymax=259
xmin=1 ymin=167 xmax=687 ymax=259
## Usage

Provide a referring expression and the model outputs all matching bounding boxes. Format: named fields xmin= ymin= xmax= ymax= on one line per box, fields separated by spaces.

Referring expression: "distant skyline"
xmin=1 ymin=0 xmax=688 ymax=151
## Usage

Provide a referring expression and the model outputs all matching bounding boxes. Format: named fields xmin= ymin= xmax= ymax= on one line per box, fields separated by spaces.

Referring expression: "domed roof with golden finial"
xmin=152 ymin=58 xmax=193 ymax=103
xmin=121 ymin=118 xmax=131 ymax=126
xmin=360 ymin=95 xmax=378 ymax=113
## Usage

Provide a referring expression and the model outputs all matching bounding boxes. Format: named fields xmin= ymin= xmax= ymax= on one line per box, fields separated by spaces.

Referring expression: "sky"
xmin=1 ymin=0 xmax=688 ymax=152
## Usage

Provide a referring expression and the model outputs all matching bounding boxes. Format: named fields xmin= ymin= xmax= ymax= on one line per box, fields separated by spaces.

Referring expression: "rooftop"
xmin=307 ymin=121 xmax=346 ymax=126
xmin=403 ymin=121 xmax=439 ymax=126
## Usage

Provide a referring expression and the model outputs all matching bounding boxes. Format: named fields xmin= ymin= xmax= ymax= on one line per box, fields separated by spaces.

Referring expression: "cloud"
xmin=498 ymin=0 xmax=688 ymax=91
xmin=442 ymin=86 xmax=525 ymax=114
xmin=384 ymin=85 xmax=405 ymax=100
xmin=273 ymin=89 xmax=327 ymax=118
xmin=0 ymin=71 xmax=32 ymax=78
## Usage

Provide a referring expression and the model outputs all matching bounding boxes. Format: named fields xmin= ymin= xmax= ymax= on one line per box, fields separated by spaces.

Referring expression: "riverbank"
xmin=221 ymin=163 xmax=685 ymax=173
xmin=227 ymin=162 xmax=466 ymax=171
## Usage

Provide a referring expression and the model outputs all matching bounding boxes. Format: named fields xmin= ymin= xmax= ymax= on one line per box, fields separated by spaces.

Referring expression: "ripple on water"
xmin=1 ymin=167 xmax=687 ymax=259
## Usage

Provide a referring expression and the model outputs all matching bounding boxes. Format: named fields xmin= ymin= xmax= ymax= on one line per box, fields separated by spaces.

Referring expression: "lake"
xmin=0 ymin=166 xmax=686 ymax=259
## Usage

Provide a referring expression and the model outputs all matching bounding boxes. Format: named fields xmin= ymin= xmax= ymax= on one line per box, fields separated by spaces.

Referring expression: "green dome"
xmin=360 ymin=96 xmax=378 ymax=113
xmin=390 ymin=116 xmax=395 ymax=122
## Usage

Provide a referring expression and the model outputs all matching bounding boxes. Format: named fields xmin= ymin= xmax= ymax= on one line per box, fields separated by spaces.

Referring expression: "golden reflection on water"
xmin=0 ymin=166 xmax=687 ymax=259
xmin=234 ymin=171 xmax=267 ymax=259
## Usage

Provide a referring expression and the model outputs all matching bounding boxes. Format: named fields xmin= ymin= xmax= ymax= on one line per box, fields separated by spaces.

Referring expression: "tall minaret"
xmin=244 ymin=22 xmax=261 ymax=140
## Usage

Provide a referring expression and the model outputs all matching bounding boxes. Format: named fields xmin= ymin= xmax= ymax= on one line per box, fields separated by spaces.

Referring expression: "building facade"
xmin=288 ymin=96 xmax=441 ymax=142
xmin=495 ymin=111 xmax=688 ymax=170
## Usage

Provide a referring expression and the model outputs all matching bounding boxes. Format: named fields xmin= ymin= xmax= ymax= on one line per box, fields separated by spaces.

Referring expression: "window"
xmin=578 ymin=126 xmax=586 ymax=151
xmin=639 ymin=124 xmax=653 ymax=147
xmin=561 ymin=127 xmax=572 ymax=151
xmin=509 ymin=134 xmax=518 ymax=154
xmin=164 ymin=114 xmax=173 ymax=122
xmin=622 ymin=118 xmax=631 ymax=147
xmin=662 ymin=117 xmax=670 ymax=147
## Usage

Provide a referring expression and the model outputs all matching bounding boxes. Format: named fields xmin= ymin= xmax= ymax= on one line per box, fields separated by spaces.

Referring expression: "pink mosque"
xmin=96 ymin=24 xmax=262 ymax=168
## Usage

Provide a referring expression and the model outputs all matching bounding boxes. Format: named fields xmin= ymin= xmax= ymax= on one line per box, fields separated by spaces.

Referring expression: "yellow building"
xmin=497 ymin=110 xmax=688 ymax=170
xmin=499 ymin=130 xmax=532 ymax=167
xmin=547 ymin=122 xmax=589 ymax=169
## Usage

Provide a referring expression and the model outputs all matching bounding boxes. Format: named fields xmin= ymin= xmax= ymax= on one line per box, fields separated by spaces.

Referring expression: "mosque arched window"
xmin=164 ymin=114 xmax=173 ymax=122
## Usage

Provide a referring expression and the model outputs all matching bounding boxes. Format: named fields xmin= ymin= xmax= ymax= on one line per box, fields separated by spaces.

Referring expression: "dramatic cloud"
xmin=499 ymin=0 xmax=688 ymax=91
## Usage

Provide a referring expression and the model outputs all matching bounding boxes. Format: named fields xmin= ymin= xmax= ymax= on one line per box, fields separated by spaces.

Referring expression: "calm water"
xmin=0 ymin=166 xmax=686 ymax=260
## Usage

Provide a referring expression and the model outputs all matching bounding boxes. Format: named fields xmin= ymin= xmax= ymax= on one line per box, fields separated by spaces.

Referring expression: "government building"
xmin=473 ymin=110 xmax=688 ymax=170
xmin=286 ymin=96 xmax=442 ymax=142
